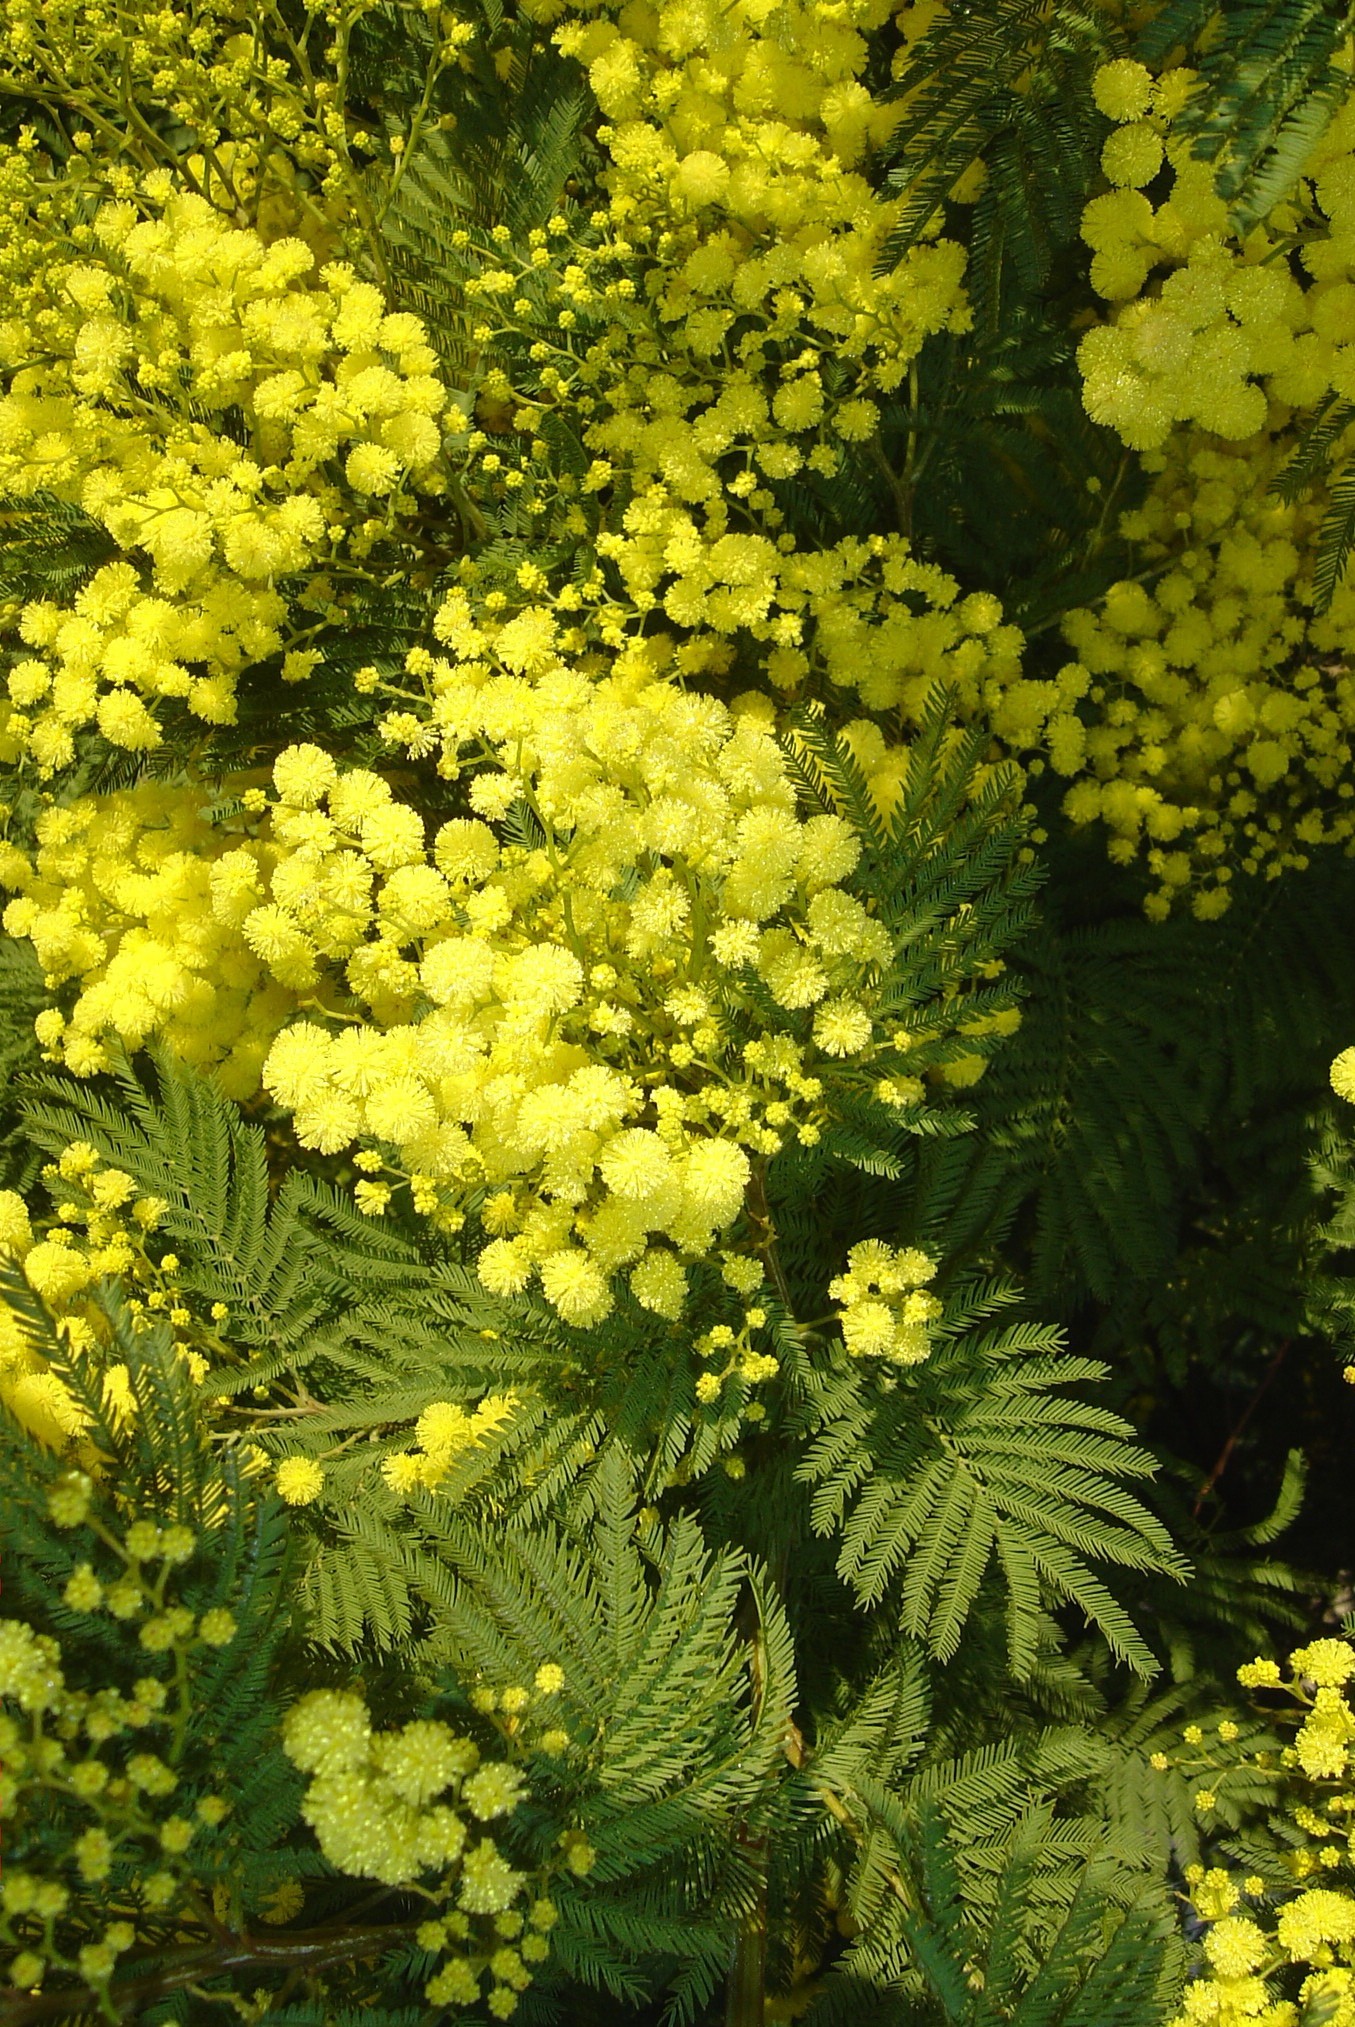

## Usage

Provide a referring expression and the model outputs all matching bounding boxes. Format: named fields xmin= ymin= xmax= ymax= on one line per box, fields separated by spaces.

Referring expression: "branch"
xmin=744 ymin=1165 xmax=796 ymax=1322
xmin=1191 ymin=1339 xmax=1292 ymax=1521
xmin=0 ymin=1920 xmax=423 ymax=2025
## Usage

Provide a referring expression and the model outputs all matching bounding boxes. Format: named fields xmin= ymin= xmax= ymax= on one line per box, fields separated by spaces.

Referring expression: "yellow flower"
xmin=1292 ymin=1641 xmax=1355 ymax=1689
xmin=1092 ymin=59 xmax=1154 ymax=123
xmin=275 ymin=1456 xmax=326 ymax=1506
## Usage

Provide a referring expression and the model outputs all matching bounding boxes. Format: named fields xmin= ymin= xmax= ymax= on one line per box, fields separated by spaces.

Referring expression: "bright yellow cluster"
xmin=828 ymin=1239 xmax=941 ymax=1364
xmin=0 ymin=185 xmax=456 ymax=772
xmin=0 ymin=1184 xmax=89 ymax=1451
xmin=692 ymin=1254 xmax=776 ymax=1404
xmin=265 ymin=1393 xmax=523 ymax=1506
xmin=377 ymin=532 xmax=1030 ymax=754
xmin=381 ymin=1394 xmax=520 ymax=1498
xmin=383 ymin=0 xmax=1041 ymax=760
xmin=1047 ymin=427 xmax=1355 ymax=917
xmin=548 ymin=0 xmax=966 ymax=396
xmin=0 ymin=0 xmax=473 ymax=272
xmin=1163 ymin=1639 xmax=1355 ymax=2027
xmin=0 ymin=0 xmax=1048 ymax=1292
xmin=1080 ymin=51 xmax=1355 ymax=449
xmin=243 ymin=700 xmax=994 ymax=1325
xmin=281 ymin=1689 xmax=549 ymax=2018
xmin=1047 ymin=49 xmax=1355 ymax=911
xmin=0 ymin=694 xmax=1021 ymax=1324
xmin=0 ymin=784 xmax=297 ymax=1090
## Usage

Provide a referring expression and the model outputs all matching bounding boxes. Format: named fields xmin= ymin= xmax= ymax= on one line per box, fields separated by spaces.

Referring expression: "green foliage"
xmin=1310 ymin=456 xmax=1355 ymax=618
xmin=1136 ymin=0 xmax=1352 ymax=227
xmin=0 ymin=1280 xmax=320 ymax=2012
xmin=359 ymin=0 xmax=591 ymax=378
xmin=0 ymin=936 xmax=47 ymax=1191
xmin=886 ymin=1798 xmax=1180 ymax=2027
xmin=0 ymin=490 xmax=117 ymax=603
xmin=977 ymin=916 xmax=1205 ymax=1307
xmin=18 ymin=1047 xmax=467 ymax=1388
xmin=806 ymin=1751 xmax=1183 ymax=2027
xmin=419 ymin=1452 xmax=800 ymax=2021
xmin=797 ymin=1278 xmax=1187 ymax=1679
xmin=876 ymin=0 xmax=1116 ymax=307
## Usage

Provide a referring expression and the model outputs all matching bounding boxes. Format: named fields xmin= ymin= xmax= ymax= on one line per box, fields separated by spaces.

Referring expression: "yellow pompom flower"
xmin=1292 ymin=1640 xmax=1355 ymax=1689
xmin=275 ymin=1456 xmax=326 ymax=1506
xmin=1092 ymin=59 xmax=1155 ymax=123
xmin=1101 ymin=124 xmax=1165 ymax=189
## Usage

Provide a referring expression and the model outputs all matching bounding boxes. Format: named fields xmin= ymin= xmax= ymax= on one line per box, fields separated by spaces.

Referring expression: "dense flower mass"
xmin=1 ymin=783 xmax=297 ymax=1093
xmin=350 ymin=0 xmax=1041 ymax=778
xmin=247 ymin=696 xmax=1010 ymax=1324
xmin=1048 ymin=46 xmax=1355 ymax=910
xmin=1046 ymin=428 xmax=1355 ymax=918
xmin=0 ymin=186 xmax=456 ymax=769
xmin=281 ymin=1689 xmax=559 ymax=2017
xmin=0 ymin=616 xmax=1023 ymax=1328
xmin=0 ymin=1141 xmax=185 ymax=1453
xmin=6 ymin=0 xmax=1355 ymax=2022
xmin=1078 ymin=51 xmax=1355 ymax=450
xmin=0 ymin=0 xmax=1042 ymax=1332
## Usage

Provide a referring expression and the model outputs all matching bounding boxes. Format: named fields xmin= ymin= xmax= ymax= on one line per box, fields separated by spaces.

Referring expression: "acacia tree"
xmin=2 ymin=1 xmax=1355 ymax=2022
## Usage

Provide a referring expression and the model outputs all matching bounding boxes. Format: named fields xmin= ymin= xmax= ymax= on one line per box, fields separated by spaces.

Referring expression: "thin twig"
xmin=1191 ymin=1339 xmax=1292 ymax=1521
xmin=0 ymin=1921 xmax=422 ymax=2024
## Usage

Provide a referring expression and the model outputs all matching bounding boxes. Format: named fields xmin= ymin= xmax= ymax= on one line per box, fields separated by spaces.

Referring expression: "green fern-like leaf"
xmin=798 ymin=1282 xmax=1188 ymax=1677
xmin=1140 ymin=0 xmax=1352 ymax=229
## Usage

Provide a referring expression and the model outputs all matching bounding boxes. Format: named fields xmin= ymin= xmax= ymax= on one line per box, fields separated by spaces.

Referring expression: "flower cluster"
xmin=547 ymin=0 xmax=973 ymax=451
xmin=261 ymin=1390 xmax=521 ymax=1508
xmin=281 ymin=1689 xmax=550 ymax=2018
xmin=0 ymin=1184 xmax=89 ymax=1450
xmin=1334 ymin=1046 xmax=1355 ymax=1104
xmin=377 ymin=530 xmax=1031 ymax=754
xmin=954 ymin=49 xmax=1355 ymax=913
xmin=0 ymin=0 xmax=473 ymax=271
xmin=378 ymin=192 xmax=1029 ymax=756
xmin=1035 ymin=45 xmax=1355 ymax=911
xmin=352 ymin=0 xmax=1042 ymax=770
xmin=692 ymin=1253 xmax=775 ymax=1404
xmin=250 ymin=707 xmax=882 ymax=1322
xmin=0 ymin=685 xmax=1023 ymax=1325
xmin=381 ymin=1393 xmax=520 ymax=1498
xmin=1 ymin=782 xmax=298 ymax=1089
xmin=467 ymin=1669 xmax=576 ymax=1763
xmin=245 ymin=701 xmax=1011 ymax=1323
xmin=0 ymin=1513 xmax=238 ymax=2006
xmin=1078 ymin=50 xmax=1355 ymax=450
xmin=828 ymin=1239 xmax=941 ymax=1364
xmin=1159 ymin=1639 xmax=1355 ymax=2027
xmin=0 ymin=185 xmax=455 ymax=771
xmin=1041 ymin=426 xmax=1355 ymax=916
